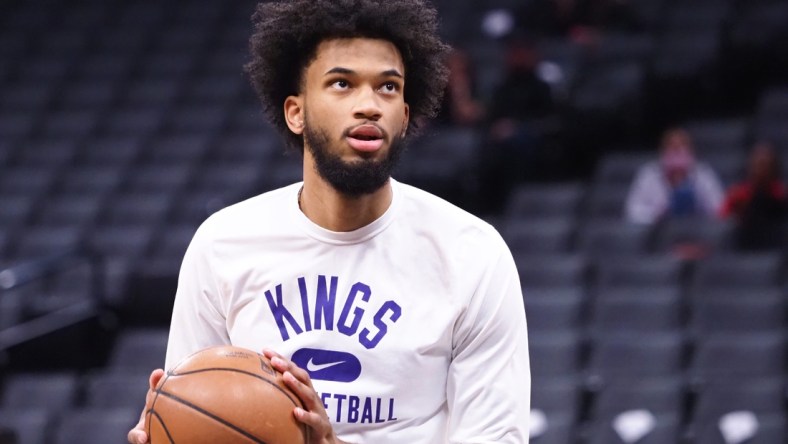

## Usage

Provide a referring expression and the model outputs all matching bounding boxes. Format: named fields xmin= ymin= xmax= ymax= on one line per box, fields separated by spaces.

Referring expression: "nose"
xmin=352 ymin=86 xmax=382 ymax=121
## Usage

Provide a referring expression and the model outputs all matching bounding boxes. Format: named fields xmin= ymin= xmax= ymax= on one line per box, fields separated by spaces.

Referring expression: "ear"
xmin=401 ymin=103 xmax=410 ymax=137
xmin=284 ymin=95 xmax=304 ymax=135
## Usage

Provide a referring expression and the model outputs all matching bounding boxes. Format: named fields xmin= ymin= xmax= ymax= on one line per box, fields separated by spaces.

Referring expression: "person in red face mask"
xmin=625 ymin=127 xmax=725 ymax=225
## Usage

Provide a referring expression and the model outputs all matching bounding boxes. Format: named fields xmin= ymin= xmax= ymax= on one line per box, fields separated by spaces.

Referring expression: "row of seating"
xmin=3 ymin=318 xmax=788 ymax=444
xmin=2 ymin=372 xmax=786 ymax=443
xmin=532 ymin=376 xmax=787 ymax=444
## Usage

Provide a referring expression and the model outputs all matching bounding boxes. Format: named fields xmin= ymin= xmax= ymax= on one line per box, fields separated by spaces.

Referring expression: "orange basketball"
xmin=145 ymin=345 xmax=309 ymax=444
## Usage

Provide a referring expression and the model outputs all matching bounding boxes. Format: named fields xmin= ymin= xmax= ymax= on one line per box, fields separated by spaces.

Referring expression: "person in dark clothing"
xmin=720 ymin=140 xmax=788 ymax=251
xmin=518 ymin=0 xmax=639 ymax=41
xmin=479 ymin=35 xmax=556 ymax=212
xmin=434 ymin=48 xmax=485 ymax=128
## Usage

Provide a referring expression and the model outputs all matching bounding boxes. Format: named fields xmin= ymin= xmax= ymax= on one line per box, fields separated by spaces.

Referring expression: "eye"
xmin=331 ymin=80 xmax=350 ymax=90
xmin=380 ymin=82 xmax=399 ymax=93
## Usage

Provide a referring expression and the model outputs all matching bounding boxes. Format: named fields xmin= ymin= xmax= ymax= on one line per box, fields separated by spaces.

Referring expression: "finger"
xmin=131 ymin=369 xmax=165 ymax=444
xmin=283 ymin=370 xmax=324 ymax=413
xmin=149 ymin=368 xmax=165 ymax=390
xmin=127 ymin=427 xmax=148 ymax=444
xmin=262 ymin=350 xmax=315 ymax=393
xmin=294 ymin=406 xmax=332 ymax=437
xmin=261 ymin=348 xmax=281 ymax=358
xmin=143 ymin=369 xmax=166 ymax=417
xmin=272 ymin=356 xmax=313 ymax=388
xmin=262 ymin=349 xmax=290 ymax=373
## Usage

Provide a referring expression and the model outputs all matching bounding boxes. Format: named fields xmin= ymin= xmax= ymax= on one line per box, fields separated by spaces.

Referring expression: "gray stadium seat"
xmin=12 ymin=226 xmax=84 ymax=260
xmin=575 ymin=220 xmax=651 ymax=258
xmin=524 ymin=289 xmax=585 ymax=333
xmin=589 ymin=292 xmax=682 ymax=335
xmin=0 ymin=372 xmax=79 ymax=412
xmin=685 ymin=117 xmax=750 ymax=156
xmin=589 ymin=377 xmax=686 ymax=421
xmin=33 ymin=195 xmax=104 ymax=228
xmin=82 ymin=371 xmax=150 ymax=409
xmin=502 ymin=219 xmax=574 ymax=255
xmin=100 ymin=192 xmax=174 ymax=226
xmin=594 ymin=254 xmax=683 ymax=290
xmin=587 ymin=332 xmax=685 ymax=384
xmin=516 ymin=254 xmax=588 ymax=288
xmin=51 ymin=407 xmax=139 ymax=444
xmin=530 ymin=378 xmax=582 ymax=444
xmin=689 ymin=294 xmax=785 ymax=336
xmin=691 ymin=253 xmax=784 ymax=290
xmin=504 ymin=183 xmax=584 ymax=220
xmin=653 ymin=218 xmax=735 ymax=255
xmin=689 ymin=332 xmax=786 ymax=383
xmin=529 ymin=331 xmax=584 ymax=380
xmin=0 ymin=409 xmax=50 ymax=444
xmin=88 ymin=225 xmax=155 ymax=263
xmin=41 ymin=110 xmax=101 ymax=138
xmin=141 ymin=134 xmax=212 ymax=165
xmin=585 ymin=413 xmax=682 ymax=444
xmin=79 ymin=136 xmax=144 ymax=166
xmin=592 ymin=152 xmax=654 ymax=188
xmin=107 ymin=328 xmax=169 ymax=373
xmin=690 ymin=378 xmax=786 ymax=444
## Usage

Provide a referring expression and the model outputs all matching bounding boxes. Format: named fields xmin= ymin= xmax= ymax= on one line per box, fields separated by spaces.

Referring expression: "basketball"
xmin=145 ymin=345 xmax=309 ymax=444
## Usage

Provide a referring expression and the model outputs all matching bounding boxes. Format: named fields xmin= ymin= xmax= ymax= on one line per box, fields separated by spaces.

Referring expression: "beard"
xmin=303 ymin=117 xmax=405 ymax=197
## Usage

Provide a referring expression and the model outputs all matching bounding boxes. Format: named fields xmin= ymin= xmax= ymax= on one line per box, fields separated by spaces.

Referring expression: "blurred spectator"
xmin=720 ymin=140 xmax=787 ymax=251
xmin=478 ymin=35 xmax=556 ymax=212
xmin=519 ymin=0 xmax=638 ymax=43
xmin=625 ymin=127 xmax=725 ymax=225
xmin=487 ymin=36 xmax=555 ymax=127
xmin=434 ymin=48 xmax=485 ymax=127
xmin=519 ymin=0 xmax=581 ymax=38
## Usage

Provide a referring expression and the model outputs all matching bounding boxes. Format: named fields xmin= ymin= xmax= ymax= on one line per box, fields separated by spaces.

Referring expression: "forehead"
xmin=308 ymin=37 xmax=405 ymax=76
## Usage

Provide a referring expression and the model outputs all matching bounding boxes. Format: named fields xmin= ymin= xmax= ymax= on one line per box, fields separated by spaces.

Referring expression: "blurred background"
xmin=1 ymin=0 xmax=787 ymax=443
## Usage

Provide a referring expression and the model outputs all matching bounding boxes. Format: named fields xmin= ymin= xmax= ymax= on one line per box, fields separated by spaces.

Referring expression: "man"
xmin=128 ymin=1 xmax=530 ymax=443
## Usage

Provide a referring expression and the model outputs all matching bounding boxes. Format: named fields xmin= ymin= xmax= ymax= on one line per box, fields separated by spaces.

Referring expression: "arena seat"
xmin=0 ymin=372 xmax=79 ymax=413
xmin=51 ymin=407 xmax=139 ymax=444
xmin=588 ymin=292 xmax=683 ymax=335
xmin=524 ymin=289 xmax=585 ymax=334
xmin=0 ymin=409 xmax=50 ymax=444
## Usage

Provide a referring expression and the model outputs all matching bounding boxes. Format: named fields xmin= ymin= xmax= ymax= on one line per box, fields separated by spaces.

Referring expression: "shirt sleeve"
xmin=446 ymin=236 xmax=530 ymax=444
xmin=694 ymin=163 xmax=725 ymax=217
xmin=164 ymin=219 xmax=231 ymax=370
xmin=625 ymin=164 xmax=667 ymax=224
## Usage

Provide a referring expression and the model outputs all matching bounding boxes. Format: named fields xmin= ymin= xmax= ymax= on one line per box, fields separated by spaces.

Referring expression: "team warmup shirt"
xmin=165 ymin=179 xmax=530 ymax=443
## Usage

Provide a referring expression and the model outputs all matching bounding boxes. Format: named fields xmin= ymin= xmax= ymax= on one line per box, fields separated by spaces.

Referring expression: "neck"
xmin=299 ymin=157 xmax=393 ymax=232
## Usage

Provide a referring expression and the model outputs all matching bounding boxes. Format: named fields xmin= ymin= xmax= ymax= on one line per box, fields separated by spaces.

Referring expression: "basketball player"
xmin=128 ymin=1 xmax=530 ymax=442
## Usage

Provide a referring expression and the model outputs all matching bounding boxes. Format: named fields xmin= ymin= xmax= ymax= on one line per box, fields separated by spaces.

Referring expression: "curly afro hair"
xmin=245 ymin=0 xmax=450 ymax=152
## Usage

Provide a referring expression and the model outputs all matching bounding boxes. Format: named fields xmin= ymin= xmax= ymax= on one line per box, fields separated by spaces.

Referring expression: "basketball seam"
xmin=149 ymin=410 xmax=176 ymax=444
xmin=169 ymin=367 xmax=302 ymax=408
xmin=147 ymin=371 xmax=172 ymax=441
xmin=157 ymin=389 xmax=270 ymax=444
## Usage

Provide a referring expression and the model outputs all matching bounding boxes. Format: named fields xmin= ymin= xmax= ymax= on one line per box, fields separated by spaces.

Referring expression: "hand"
xmin=127 ymin=369 xmax=166 ymax=444
xmin=262 ymin=349 xmax=352 ymax=444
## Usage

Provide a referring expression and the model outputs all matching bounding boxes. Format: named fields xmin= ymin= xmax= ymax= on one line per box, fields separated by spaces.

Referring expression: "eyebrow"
xmin=324 ymin=67 xmax=404 ymax=78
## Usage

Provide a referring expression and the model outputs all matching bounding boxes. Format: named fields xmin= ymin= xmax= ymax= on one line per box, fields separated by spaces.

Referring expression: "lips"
xmin=347 ymin=125 xmax=385 ymax=152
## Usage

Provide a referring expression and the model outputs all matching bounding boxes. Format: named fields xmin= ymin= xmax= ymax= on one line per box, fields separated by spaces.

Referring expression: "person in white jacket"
xmin=625 ymin=127 xmax=724 ymax=225
xmin=128 ymin=1 xmax=530 ymax=443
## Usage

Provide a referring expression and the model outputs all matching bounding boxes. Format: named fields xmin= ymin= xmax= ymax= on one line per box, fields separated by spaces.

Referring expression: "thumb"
xmin=149 ymin=368 xmax=165 ymax=390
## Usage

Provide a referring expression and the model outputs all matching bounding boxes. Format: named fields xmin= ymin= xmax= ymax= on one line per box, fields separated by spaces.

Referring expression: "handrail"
xmin=0 ymin=247 xmax=107 ymax=351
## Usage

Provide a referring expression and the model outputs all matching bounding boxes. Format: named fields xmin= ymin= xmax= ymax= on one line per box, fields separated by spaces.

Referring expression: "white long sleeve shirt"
xmin=164 ymin=179 xmax=530 ymax=443
xmin=625 ymin=161 xmax=725 ymax=224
